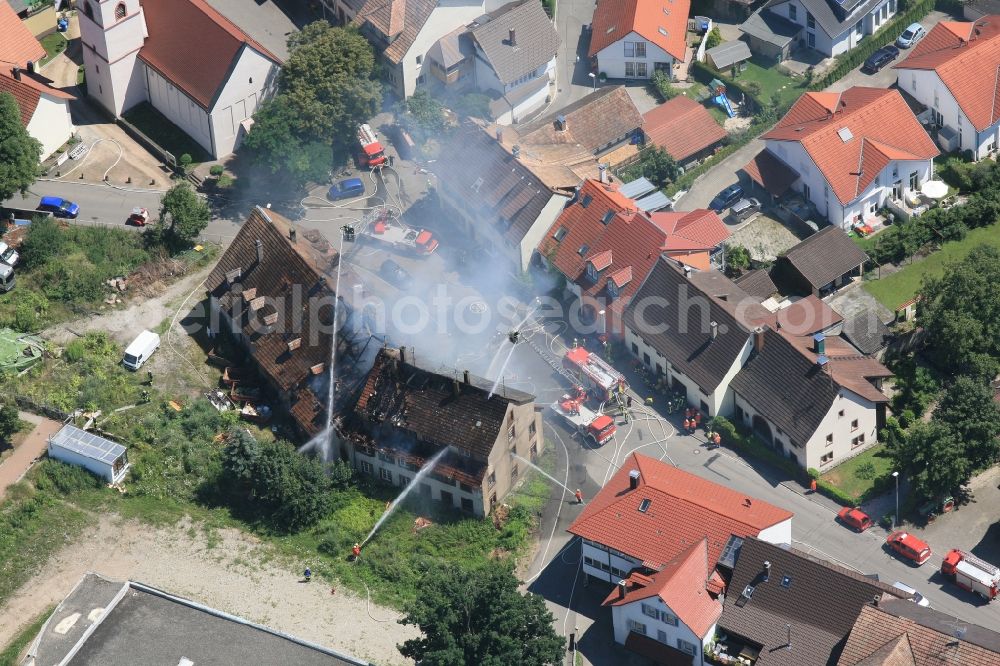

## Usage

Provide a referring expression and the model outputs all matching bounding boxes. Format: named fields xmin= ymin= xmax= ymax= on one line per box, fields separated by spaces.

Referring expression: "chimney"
xmin=763 ymin=560 xmax=771 ymax=581
xmin=786 ymin=624 xmax=792 ymax=650
xmin=754 ymin=326 xmax=765 ymax=352
xmin=512 ymin=144 xmax=521 ymax=159
xmin=813 ymin=333 xmax=825 ymax=354
xmin=11 ymin=67 xmax=20 ymax=81
xmin=289 ymin=228 xmax=297 ymax=244
xmin=816 ymin=355 xmax=829 ymax=368
xmin=496 ymin=127 xmax=503 ymax=142
xmin=555 ymin=114 xmax=567 ymax=132
xmin=453 ymin=378 xmax=461 ymax=398
xmin=255 ymin=238 xmax=263 ymax=264
xmin=710 ymin=321 xmax=719 ymax=340
xmin=628 ymin=469 xmax=640 ymax=490
xmin=509 ymin=27 xmax=516 ymax=46
xmin=683 ymin=266 xmax=693 ymax=279
xmin=617 ymin=579 xmax=627 ymax=600
xmin=399 ymin=346 xmax=407 ymax=365
xmin=599 ymin=164 xmax=608 ymax=184
xmin=463 ymin=369 xmax=471 ymax=385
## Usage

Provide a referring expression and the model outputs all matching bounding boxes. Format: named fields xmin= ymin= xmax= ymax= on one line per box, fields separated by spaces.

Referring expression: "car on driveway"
xmin=379 ymin=259 xmax=411 ymax=289
xmin=37 ymin=195 xmax=79 ymax=218
xmin=837 ymin=507 xmax=874 ymax=532
xmin=710 ymin=184 xmax=744 ymax=212
xmin=730 ymin=197 xmax=761 ymax=222
xmin=887 ymin=531 xmax=932 ymax=565
xmin=327 ymin=178 xmax=365 ymax=201
xmin=897 ymin=23 xmax=926 ymax=48
xmin=862 ymin=45 xmax=900 ymax=73
xmin=892 ymin=581 xmax=931 ymax=607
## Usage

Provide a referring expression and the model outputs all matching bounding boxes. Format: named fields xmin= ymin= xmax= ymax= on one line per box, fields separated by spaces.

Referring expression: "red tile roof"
xmin=567 ymin=452 xmax=793 ymax=570
xmin=0 ymin=69 xmax=73 ymax=126
xmin=763 ymin=87 xmax=938 ymax=205
xmin=588 ymin=0 xmax=690 ymax=60
xmin=742 ymin=148 xmax=798 ymax=197
xmin=604 ymin=539 xmax=723 ymax=639
xmin=138 ymin=0 xmax=281 ymax=109
xmin=651 ymin=208 xmax=730 ymax=252
xmin=0 ymin=1 xmax=44 ymax=68
xmin=895 ymin=17 xmax=1000 ymax=132
xmin=643 ymin=96 xmax=727 ymax=162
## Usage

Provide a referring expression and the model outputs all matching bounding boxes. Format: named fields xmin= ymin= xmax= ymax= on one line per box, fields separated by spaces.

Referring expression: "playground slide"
xmin=714 ymin=94 xmax=736 ymax=118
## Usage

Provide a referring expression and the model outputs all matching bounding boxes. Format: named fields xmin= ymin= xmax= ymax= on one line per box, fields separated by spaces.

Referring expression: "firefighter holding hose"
xmin=352 ymin=543 xmax=361 ymax=560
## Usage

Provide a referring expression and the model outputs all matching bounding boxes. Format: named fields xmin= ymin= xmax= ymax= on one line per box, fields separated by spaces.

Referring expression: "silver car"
xmin=893 ymin=581 xmax=931 ymax=607
xmin=731 ymin=197 xmax=761 ymax=222
xmin=897 ymin=23 xmax=926 ymax=48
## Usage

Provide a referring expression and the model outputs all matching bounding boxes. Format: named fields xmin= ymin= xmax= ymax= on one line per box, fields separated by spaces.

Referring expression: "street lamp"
xmin=598 ymin=309 xmax=606 ymax=337
xmin=892 ymin=471 xmax=899 ymax=528
xmin=588 ymin=72 xmax=596 ymax=90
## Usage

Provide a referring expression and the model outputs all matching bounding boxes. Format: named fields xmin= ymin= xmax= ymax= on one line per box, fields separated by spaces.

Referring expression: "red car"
xmin=838 ymin=507 xmax=874 ymax=532
xmin=127 ymin=207 xmax=150 ymax=226
xmin=887 ymin=531 xmax=932 ymax=566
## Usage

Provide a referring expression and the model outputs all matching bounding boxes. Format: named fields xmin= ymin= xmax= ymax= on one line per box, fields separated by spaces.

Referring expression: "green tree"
xmin=933 ymin=376 xmax=1000 ymax=470
xmin=725 ymin=244 xmax=751 ymax=276
xmin=632 ymin=146 xmax=681 ymax=187
xmin=0 ymin=92 xmax=41 ymax=201
xmin=157 ymin=182 xmax=211 ymax=252
xmin=399 ymin=89 xmax=446 ymax=134
xmin=398 ymin=561 xmax=564 ymax=666
xmin=0 ymin=404 xmax=22 ymax=444
xmin=241 ymin=96 xmax=332 ymax=187
xmin=887 ymin=421 xmax=969 ymax=502
xmin=705 ymin=26 xmax=723 ymax=50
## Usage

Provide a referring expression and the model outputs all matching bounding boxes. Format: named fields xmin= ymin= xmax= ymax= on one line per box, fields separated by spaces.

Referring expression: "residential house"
xmin=838 ymin=597 xmax=1000 ymax=665
xmin=538 ymin=178 xmax=729 ymax=335
xmin=0 ymin=0 xmax=44 ymax=70
xmin=339 ymin=346 xmax=543 ymax=516
xmin=741 ymin=87 xmax=938 ymax=229
xmin=774 ymin=225 xmax=869 ymax=297
xmin=568 ymin=453 xmax=792 ymax=664
xmin=0 ymin=66 xmax=74 ymax=160
xmin=742 ymin=0 xmax=899 ymax=59
xmin=435 ymin=124 xmax=571 ymax=272
xmin=895 ymin=17 xmax=1000 ymax=160
xmin=28 ymin=573 xmax=368 ymax=665
xmin=79 ymin=0 xmax=282 ymax=159
xmin=715 ymin=538 xmax=906 ymax=666
xmin=206 ymin=206 xmax=347 ymax=440
xmin=588 ymin=0 xmax=690 ymax=80
xmin=641 ymin=95 xmax=727 ymax=166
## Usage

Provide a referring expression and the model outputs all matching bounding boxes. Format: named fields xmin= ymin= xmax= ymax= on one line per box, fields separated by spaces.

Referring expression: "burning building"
xmin=339 ymin=347 xmax=543 ymax=516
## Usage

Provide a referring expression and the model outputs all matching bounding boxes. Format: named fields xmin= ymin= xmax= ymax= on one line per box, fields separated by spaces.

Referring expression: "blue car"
xmin=37 ymin=195 xmax=79 ymax=218
xmin=709 ymin=184 xmax=744 ymax=212
xmin=327 ymin=178 xmax=365 ymax=200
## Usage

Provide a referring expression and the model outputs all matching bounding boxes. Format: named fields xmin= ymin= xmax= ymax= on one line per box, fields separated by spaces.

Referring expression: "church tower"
xmin=78 ymin=0 xmax=148 ymax=116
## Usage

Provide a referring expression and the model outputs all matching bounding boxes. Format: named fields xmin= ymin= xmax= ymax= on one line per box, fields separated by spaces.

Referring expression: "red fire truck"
xmin=551 ymin=388 xmax=617 ymax=445
xmin=563 ymin=346 xmax=627 ymax=402
xmin=941 ymin=549 xmax=1000 ymax=600
xmin=357 ymin=123 xmax=387 ymax=168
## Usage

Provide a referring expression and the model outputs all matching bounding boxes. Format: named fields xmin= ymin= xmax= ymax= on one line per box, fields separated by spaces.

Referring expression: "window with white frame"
xmin=360 ymin=460 xmax=373 ymax=475
xmin=627 ymin=619 xmax=647 ymax=636
xmin=641 ymin=603 xmax=658 ymax=619
xmin=635 ymin=42 xmax=646 ymax=57
xmin=660 ymin=610 xmax=679 ymax=626
xmin=789 ymin=4 xmax=797 ymax=20
xmin=636 ymin=62 xmax=647 ymax=77
xmin=677 ymin=639 xmax=698 ymax=656
xmin=658 ymin=630 xmax=668 ymax=643
xmin=625 ymin=62 xmax=635 ymax=77
xmin=379 ymin=468 xmax=392 ymax=482
xmin=625 ymin=42 xmax=635 ymax=57
xmin=821 ymin=451 xmax=834 ymax=465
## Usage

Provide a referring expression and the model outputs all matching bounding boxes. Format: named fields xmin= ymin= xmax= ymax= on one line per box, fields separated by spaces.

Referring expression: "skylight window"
xmin=781 ymin=575 xmax=793 ymax=588
xmin=718 ymin=535 xmax=745 ymax=568
xmin=581 ymin=194 xmax=593 ymax=208
xmin=638 ymin=498 xmax=651 ymax=513
xmin=837 ymin=127 xmax=854 ymax=143
xmin=741 ymin=585 xmax=755 ymax=600
xmin=578 ymin=244 xmax=590 ymax=256
xmin=658 ymin=26 xmax=668 ymax=36
xmin=554 ymin=226 xmax=568 ymax=241
xmin=472 ymin=176 xmax=484 ymax=192
xmin=601 ymin=210 xmax=614 ymax=225
xmin=662 ymin=7 xmax=670 ymax=14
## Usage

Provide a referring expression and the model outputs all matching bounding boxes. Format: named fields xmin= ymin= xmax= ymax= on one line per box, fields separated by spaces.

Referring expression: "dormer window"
xmin=608 ymin=280 xmax=619 ymax=299
xmin=553 ymin=226 xmax=568 ymax=241
xmin=586 ymin=262 xmax=598 ymax=281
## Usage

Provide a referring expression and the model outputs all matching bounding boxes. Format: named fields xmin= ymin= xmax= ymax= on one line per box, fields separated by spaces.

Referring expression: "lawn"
xmin=123 ymin=102 xmax=211 ymax=164
xmin=38 ymin=33 xmax=66 ymax=66
xmin=863 ymin=221 xmax=1000 ymax=309
xmin=706 ymin=105 xmax=729 ymax=126
xmin=731 ymin=59 xmax=807 ymax=109
xmin=821 ymin=446 xmax=894 ymax=502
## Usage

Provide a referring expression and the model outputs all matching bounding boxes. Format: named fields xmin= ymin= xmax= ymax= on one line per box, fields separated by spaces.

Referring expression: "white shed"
xmin=48 ymin=425 xmax=130 ymax=484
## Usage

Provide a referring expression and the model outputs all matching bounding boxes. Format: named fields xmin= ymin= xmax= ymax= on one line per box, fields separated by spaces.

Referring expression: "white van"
xmin=123 ymin=330 xmax=160 ymax=371
xmin=0 ymin=263 xmax=13 ymax=292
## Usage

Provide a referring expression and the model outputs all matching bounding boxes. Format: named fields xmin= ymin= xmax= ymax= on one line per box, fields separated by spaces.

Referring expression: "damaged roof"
xmin=515 ymin=86 xmax=643 ymax=156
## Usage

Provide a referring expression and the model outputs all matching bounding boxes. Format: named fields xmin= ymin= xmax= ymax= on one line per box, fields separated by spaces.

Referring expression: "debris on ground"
xmin=491 ymin=504 xmax=511 ymax=529
xmin=168 ymin=400 xmax=183 ymax=412
xmin=413 ymin=517 xmax=433 ymax=532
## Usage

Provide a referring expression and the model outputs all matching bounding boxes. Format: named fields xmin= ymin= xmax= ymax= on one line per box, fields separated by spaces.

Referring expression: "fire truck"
xmin=563 ymin=346 xmax=627 ymax=402
xmin=354 ymin=208 xmax=438 ymax=255
xmin=941 ymin=549 xmax=1000 ymax=600
xmin=357 ymin=123 xmax=387 ymax=168
xmin=551 ymin=387 xmax=617 ymax=445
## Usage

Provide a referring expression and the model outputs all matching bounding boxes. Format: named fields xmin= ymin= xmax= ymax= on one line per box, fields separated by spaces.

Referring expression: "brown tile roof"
xmin=774 ymin=295 xmax=843 ymax=336
xmin=838 ymin=599 xmax=1000 ymax=666
xmin=763 ymin=88 xmax=937 ymax=205
xmin=588 ymin=0 xmax=690 ymax=60
xmin=469 ymin=1 xmax=560 ymax=85
xmin=138 ymin=0 xmax=281 ymax=110
xmin=567 ymin=453 xmax=793 ymax=571
xmin=514 ymin=86 xmax=643 ymax=155
xmin=720 ymin=538 xmax=904 ymax=666
xmin=354 ymin=0 xmax=437 ymax=64
xmin=734 ymin=269 xmax=777 ymax=301
xmin=0 ymin=69 xmax=74 ymax=126
xmin=781 ymin=225 xmax=869 ymax=291
xmin=895 ymin=18 xmax=1000 ymax=132
xmin=0 ymin=1 xmax=44 ymax=67
xmin=643 ymin=96 xmax=727 ymax=162
xmin=742 ymin=148 xmax=799 ymax=198
xmin=289 ymin=388 xmax=325 ymax=437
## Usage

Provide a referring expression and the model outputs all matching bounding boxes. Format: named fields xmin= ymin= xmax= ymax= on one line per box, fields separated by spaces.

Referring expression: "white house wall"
xmin=595 ymin=31 xmax=673 ymax=79
xmin=767 ymin=0 xmax=895 ymax=56
xmin=756 ymin=517 xmax=792 ymax=546
xmin=611 ymin=595 xmax=711 ymax=665
xmin=26 ymin=95 xmax=73 ymax=160
xmin=145 ymin=65 xmax=214 ymax=156
xmin=209 ymin=46 xmax=279 ymax=157
xmin=581 ymin=539 xmax=644 ymax=582
xmin=79 ymin=1 xmax=149 ymax=116
xmin=48 ymin=443 xmax=124 ymax=483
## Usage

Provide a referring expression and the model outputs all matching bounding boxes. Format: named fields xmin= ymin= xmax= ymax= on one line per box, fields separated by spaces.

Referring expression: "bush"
xmin=179 ymin=153 xmax=192 ymax=170
xmin=705 ymin=26 xmax=723 ymax=50
xmin=855 ymin=460 xmax=877 ymax=480
xmin=209 ymin=164 xmax=225 ymax=177
xmin=815 ymin=478 xmax=856 ymax=506
xmin=650 ymin=70 xmax=679 ymax=102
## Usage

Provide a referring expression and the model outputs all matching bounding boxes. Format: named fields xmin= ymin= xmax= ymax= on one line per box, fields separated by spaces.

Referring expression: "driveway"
xmin=551 ymin=0 xmax=598 ymax=110
xmin=0 ymin=413 xmax=63 ymax=501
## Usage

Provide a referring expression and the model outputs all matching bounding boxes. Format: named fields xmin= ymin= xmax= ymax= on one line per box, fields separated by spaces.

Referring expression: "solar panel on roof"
xmin=50 ymin=425 xmax=126 ymax=465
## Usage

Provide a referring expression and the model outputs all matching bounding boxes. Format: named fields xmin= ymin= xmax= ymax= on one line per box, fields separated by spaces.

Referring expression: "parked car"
xmin=862 ymin=45 xmax=900 ymax=73
xmin=127 ymin=207 xmax=149 ymax=226
xmin=710 ymin=184 xmax=744 ymax=212
xmin=379 ymin=259 xmax=411 ymax=288
xmin=0 ymin=263 xmax=13 ymax=293
xmin=122 ymin=330 xmax=160 ymax=371
xmin=327 ymin=178 xmax=366 ymax=201
xmin=0 ymin=241 xmax=19 ymax=267
xmin=730 ymin=197 xmax=761 ymax=222
xmin=897 ymin=23 xmax=926 ymax=48
xmin=837 ymin=507 xmax=874 ymax=532
xmin=892 ymin=581 xmax=931 ymax=607
xmin=37 ymin=196 xmax=79 ymax=218
xmin=887 ymin=531 xmax=932 ymax=565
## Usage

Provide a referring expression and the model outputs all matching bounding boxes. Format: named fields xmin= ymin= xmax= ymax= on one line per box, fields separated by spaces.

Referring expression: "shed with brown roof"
xmin=775 ymin=225 xmax=869 ymax=297
xmin=642 ymin=96 xmax=727 ymax=165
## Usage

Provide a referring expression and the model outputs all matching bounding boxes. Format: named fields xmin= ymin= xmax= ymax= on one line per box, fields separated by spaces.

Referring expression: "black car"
xmin=379 ymin=259 xmax=411 ymax=288
xmin=709 ymin=184 xmax=744 ymax=212
xmin=862 ymin=45 xmax=900 ymax=73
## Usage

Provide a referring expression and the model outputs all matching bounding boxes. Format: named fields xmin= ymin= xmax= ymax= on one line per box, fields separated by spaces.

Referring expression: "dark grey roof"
xmin=427 ymin=26 xmax=471 ymax=69
xmin=622 ymin=259 xmax=758 ymax=394
xmin=721 ymin=538 xmax=903 ymax=666
xmin=29 ymin=573 xmax=368 ymax=665
xmin=781 ymin=225 xmax=869 ymax=290
xmin=469 ymin=0 xmax=559 ymax=85
xmin=763 ymin=0 xmax=884 ymax=40
xmin=734 ymin=269 xmax=778 ymax=301
xmin=841 ymin=313 xmax=892 ymax=355
xmin=730 ymin=327 xmax=841 ymax=447
xmin=707 ymin=40 xmax=752 ymax=69
xmin=6 ymin=0 xmax=28 ymax=14
xmin=872 ymin=598 xmax=1000 ymax=655
xmin=739 ymin=8 xmax=801 ymax=47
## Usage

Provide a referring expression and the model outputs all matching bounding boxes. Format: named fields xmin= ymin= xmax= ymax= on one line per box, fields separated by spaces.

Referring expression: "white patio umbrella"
xmin=920 ymin=180 xmax=949 ymax=199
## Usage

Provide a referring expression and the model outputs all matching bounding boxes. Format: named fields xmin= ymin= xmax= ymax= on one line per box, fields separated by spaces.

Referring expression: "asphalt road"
xmin=551 ymin=0 xmax=599 ymax=110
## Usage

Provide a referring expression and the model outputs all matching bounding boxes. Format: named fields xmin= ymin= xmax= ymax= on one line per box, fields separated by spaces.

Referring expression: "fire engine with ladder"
xmin=563 ymin=346 xmax=627 ymax=404
xmin=551 ymin=386 xmax=617 ymax=446
xmin=357 ymin=123 xmax=387 ymax=168
xmin=941 ymin=549 xmax=1000 ymax=600
xmin=343 ymin=207 xmax=438 ymax=255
